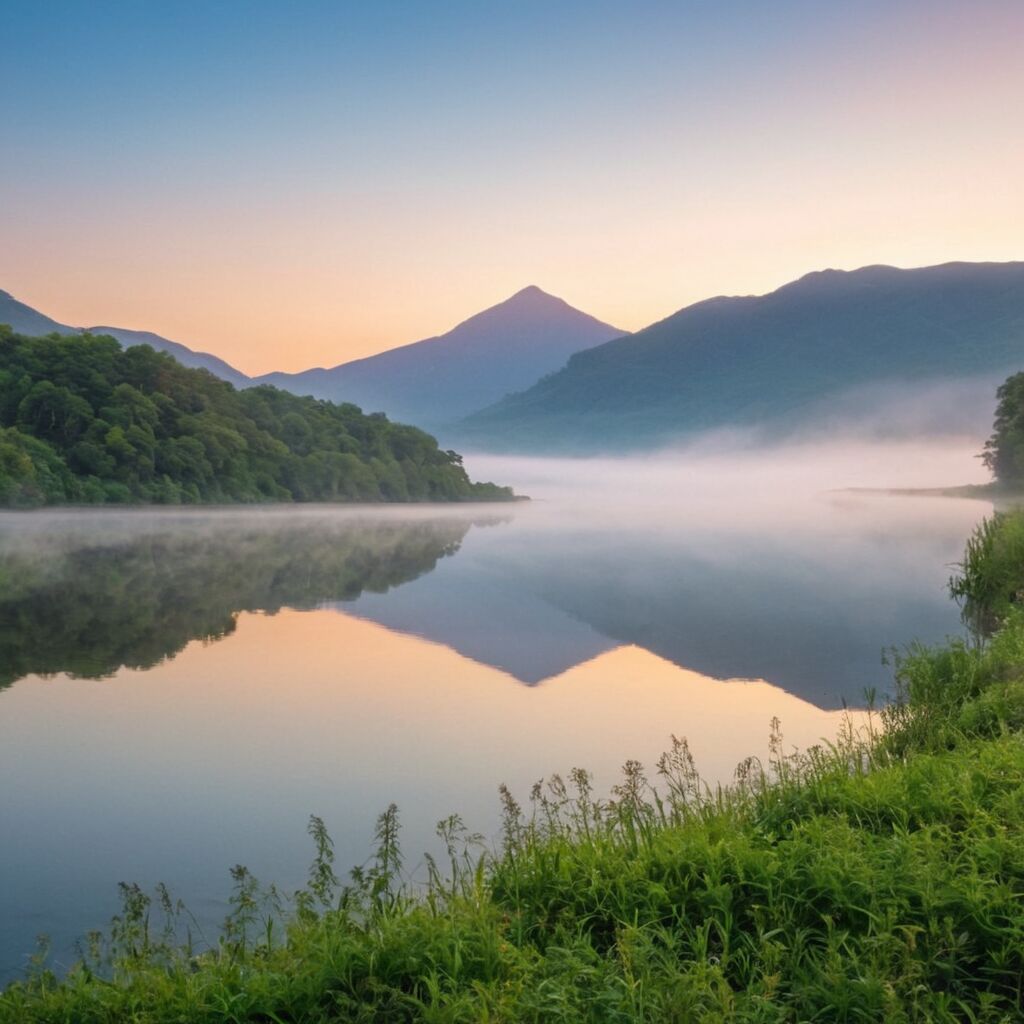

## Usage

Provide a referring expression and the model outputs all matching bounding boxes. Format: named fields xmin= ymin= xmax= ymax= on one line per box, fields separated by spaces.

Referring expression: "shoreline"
xmin=833 ymin=482 xmax=1024 ymax=506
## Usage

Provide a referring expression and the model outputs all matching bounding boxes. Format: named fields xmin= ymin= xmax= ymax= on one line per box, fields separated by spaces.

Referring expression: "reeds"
xmin=950 ymin=508 xmax=1024 ymax=634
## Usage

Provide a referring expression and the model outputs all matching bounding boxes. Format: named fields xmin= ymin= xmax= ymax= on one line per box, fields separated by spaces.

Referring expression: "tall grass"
xmin=5 ymin=514 xmax=1024 ymax=1022
xmin=950 ymin=508 xmax=1024 ymax=634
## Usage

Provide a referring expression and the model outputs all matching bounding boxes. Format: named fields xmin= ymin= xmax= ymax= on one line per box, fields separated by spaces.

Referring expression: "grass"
xmin=5 ymin=513 xmax=1024 ymax=1021
xmin=949 ymin=509 xmax=1024 ymax=634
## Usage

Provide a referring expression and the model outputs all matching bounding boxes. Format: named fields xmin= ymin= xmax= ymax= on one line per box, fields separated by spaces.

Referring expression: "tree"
xmin=0 ymin=427 xmax=74 ymax=506
xmin=983 ymin=373 xmax=1024 ymax=486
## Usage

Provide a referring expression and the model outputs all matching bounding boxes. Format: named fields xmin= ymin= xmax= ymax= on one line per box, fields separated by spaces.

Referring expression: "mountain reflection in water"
xmin=0 ymin=486 xmax=985 ymax=707
xmin=0 ymin=468 xmax=992 ymax=982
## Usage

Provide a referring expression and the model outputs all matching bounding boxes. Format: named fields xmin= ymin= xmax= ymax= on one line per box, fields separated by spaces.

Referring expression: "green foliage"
xmin=5 ymin=723 xmax=1024 ymax=1020
xmin=9 ymin=516 xmax=1024 ymax=1020
xmin=0 ymin=427 xmax=75 ymax=505
xmin=949 ymin=509 xmax=1024 ymax=633
xmin=0 ymin=328 xmax=515 ymax=505
xmin=983 ymin=372 xmax=1024 ymax=486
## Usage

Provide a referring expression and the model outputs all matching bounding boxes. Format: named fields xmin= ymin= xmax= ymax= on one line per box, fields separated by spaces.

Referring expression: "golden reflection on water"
xmin=4 ymin=607 xmax=865 ymax=807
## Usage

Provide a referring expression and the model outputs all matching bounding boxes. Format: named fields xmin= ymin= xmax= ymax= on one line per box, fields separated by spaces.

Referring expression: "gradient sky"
xmin=2 ymin=0 xmax=1021 ymax=375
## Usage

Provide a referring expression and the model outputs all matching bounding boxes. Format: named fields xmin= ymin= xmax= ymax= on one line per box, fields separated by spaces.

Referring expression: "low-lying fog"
xmin=465 ymin=432 xmax=990 ymax=519
xmin=1 ymin=433 xmax=992 ymax=703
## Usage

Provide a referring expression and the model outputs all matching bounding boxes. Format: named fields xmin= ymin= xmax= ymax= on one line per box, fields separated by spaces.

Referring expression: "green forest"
xmin=0 ymin=327 xmax=514 ymax=506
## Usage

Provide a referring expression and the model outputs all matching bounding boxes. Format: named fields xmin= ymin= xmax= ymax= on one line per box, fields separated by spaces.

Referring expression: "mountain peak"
xmin=502 ymin=284 xmax=562 ymax=308
xmin=460 ymin=259 xmax=1024 ymax=453
xmin=254 ymin=284 xmax=626 ymax=427
xmin=452 ymin=285 xmax=624 ymax=338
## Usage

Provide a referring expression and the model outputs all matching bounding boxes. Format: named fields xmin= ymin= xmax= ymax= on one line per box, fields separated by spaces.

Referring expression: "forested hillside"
xmin=0 ymin=328 xmax=513 ymax=506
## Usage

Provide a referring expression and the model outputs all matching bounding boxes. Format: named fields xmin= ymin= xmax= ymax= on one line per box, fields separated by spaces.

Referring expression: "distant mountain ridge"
xmin=459 ymin=261 xmax=1024 ymax=452
xmin=9 ymin=262 xmax=1024 ymax=455
xmin=0 ymin=289 xmax=251 ymax=387
xmin=1 ymin=286 xmax=625 ymax=430
xmin=253 ymin=285 xmax=627 ymax=430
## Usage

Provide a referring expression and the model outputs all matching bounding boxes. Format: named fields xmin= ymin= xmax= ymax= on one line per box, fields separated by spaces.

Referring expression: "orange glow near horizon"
xmin=4 ymin=608 xmax=865 ymax=802
xmin=1 ymin=2 xmax=1021 ymax=376
xmin=7 ymin=242 xmax=1023 ymax=379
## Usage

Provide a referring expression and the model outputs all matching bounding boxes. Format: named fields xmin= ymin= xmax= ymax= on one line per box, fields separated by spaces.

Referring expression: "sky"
xmin=1 ymin=0 xmax=1021 ymax=375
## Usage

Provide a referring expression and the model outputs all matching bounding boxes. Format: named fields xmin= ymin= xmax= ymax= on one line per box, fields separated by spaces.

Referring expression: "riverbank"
xmin=3 ymin=513 xmax=1024 ymax=1022
xmin=837 ymin=482 xmax=1024 ymax=508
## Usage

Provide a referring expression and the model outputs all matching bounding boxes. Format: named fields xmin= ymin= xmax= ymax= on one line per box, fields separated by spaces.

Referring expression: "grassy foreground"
xmin=5 ymin=517 xmax=1024 ymax=1021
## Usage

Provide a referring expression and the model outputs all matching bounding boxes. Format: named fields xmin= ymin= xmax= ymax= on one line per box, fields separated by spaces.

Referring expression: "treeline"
xmin=0 ymin=326 xmax=514 ymax=506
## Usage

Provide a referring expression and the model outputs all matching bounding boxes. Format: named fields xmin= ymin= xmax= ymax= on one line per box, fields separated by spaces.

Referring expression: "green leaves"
xmin=0 ymin=330 xmax=515 ymax=506
xmin=983 ymin=372 xmax=1024 ymax=486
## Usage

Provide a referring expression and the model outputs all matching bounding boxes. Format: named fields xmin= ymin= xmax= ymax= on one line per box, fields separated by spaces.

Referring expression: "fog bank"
xmin=463 ymin=435 xmax=989 ymax=521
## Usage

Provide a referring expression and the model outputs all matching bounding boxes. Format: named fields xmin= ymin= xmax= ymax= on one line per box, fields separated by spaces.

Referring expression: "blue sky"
xmin=2 ymin=1 xmax=1021 ymax=372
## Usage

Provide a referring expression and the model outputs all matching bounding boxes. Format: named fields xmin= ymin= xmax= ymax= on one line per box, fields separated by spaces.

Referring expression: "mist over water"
xmin=465 ymin=434 xmax=989 ymax=515
xmin=0 ymin=437 xmax=994 ymax=983
xmin=452 ymin=438 xmax=991 ymax=704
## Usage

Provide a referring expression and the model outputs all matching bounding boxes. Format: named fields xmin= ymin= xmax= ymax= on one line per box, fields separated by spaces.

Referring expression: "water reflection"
xmin=349 ymin=490 xmax=987 ymax=706
xmin=0 ymin=607 xmax=862 ymax=983
xmin=0 ymin=451 xmax=996 ymax=983
xmin=0 ymin=508 xmax=490 ymax=688
xmin=0 ymin=488 xmax=989 ymax=705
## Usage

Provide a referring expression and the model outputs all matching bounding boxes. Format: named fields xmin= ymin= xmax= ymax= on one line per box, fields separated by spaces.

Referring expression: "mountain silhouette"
xmin=0 ymin=289 xmax=250 ymax=387
xmin=459 ymin=261 xmax=1024 ymax=452
xmin=254 ymin=286 xmax=626 ymax=429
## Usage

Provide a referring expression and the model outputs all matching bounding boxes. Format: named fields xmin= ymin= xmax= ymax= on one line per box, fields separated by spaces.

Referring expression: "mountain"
xmin=0 ymin=289 xmax=68 ymax=337
xmin=253 ymin=286 xmax=626 ymax=429
xmin=459 ymin=262 xmax=1024 ymax=452
xmin=0 ymin=289 xmax=250 ymax=387
xmin=88 ymin=325 xmax=250 ymax=388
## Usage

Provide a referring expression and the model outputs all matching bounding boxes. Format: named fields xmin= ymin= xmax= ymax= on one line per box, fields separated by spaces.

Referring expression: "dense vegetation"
xmin=983 ymin=371 xmax=1024 ymax=488
xmin=0 ymin=513 xmax=479 ymax=688
xmin=4 ymin=512 xmax=1024 ymax=1020
xmin=0 ymin=327 xmax=514 ymax=505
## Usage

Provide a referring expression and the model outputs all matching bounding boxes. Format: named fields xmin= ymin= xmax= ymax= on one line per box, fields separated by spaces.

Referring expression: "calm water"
xmin=0 ymin=443 xmax=992 ymax=982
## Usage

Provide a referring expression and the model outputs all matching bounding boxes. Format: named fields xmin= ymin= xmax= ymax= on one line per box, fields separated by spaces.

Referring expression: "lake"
xmin=0 ymin=441 xmax=992 ymax=983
